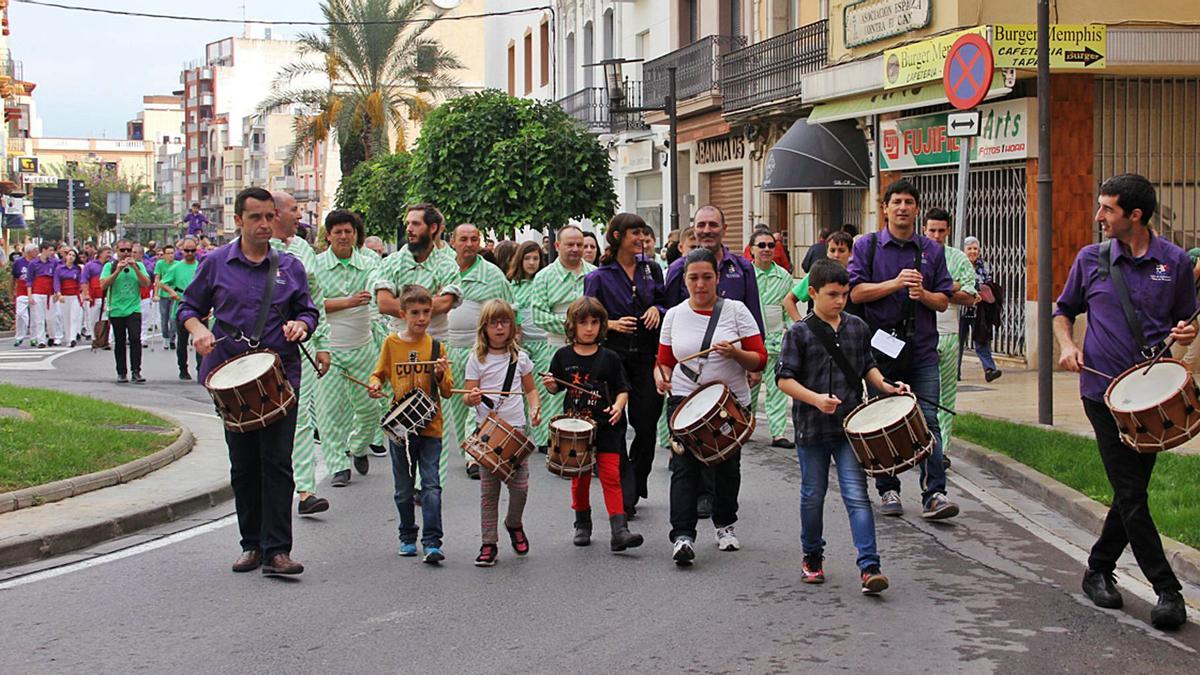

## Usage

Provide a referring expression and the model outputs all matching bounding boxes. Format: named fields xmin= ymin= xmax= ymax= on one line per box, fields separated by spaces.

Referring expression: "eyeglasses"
xmin=182 ymin=249 xmax=197 ymax=253
xmin=754 ymin=242 xmax=777 ymax=249
xmin=488 ymin=318 xmax=513 ymax=327
xmin=117 ymin=248 xmax=132 ymax=253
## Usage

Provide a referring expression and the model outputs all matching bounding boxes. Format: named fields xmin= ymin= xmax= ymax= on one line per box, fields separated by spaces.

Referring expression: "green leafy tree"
xmin=125 ymin=195 xmax=172 ymax=225
xmin=258 ymin=0 xmax=464 ymax=168
xmin=36 ymin=164 xmax=155 ymax=242
xmin=408 ymin=90 xmax=616 ymax=238
xmin=336 ymin=151 xmax=412 ymax=240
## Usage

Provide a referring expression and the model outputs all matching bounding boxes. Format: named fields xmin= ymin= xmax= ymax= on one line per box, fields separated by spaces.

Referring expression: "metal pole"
xmin=954 ymin=139 xmax=968 ymax=249
xmin=1037 ymin=0 xmax=1054 ymax=424
xmin=67 ymin=179 xmax=76 ymax=246
xmin=668 ymin=66 xmax=680 ymax=235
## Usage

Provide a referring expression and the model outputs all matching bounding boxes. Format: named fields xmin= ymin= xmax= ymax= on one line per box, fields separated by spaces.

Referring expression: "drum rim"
xmin=1104 ymin=358 xmax=1192 ymax=413
xmin=205 ymin=349 xmax=281 ymax=391
xmin=670 ymin=382 xmax=731 ymax=432
xmin=843 ymin=393 xmax=918 ymax=435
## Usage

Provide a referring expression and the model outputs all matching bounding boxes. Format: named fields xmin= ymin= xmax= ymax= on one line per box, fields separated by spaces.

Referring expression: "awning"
xmin=808 ymin=72 xmax=1011 ymax=125
xmin=762 ymin=119 xmax=870 ymax=192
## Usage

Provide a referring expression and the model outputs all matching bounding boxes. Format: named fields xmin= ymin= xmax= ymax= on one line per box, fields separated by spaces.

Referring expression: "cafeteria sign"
xmin=883 ymin=26 xmax=989 ymax=89
xmin=879 ymin=98 xmax=1036 ymax=170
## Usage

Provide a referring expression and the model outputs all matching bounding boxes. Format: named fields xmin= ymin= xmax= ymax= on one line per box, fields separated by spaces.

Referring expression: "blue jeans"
xmin=158 ymin=298 xmax=176 ymax=343
xmin=389 ymin=435 xmax=443 ymax=547
xmin=797 ymin=439 xmax=879 ymax=570
xmin=872 ymin=360 xmax=947 ymax=506
xmin=974 ymin=341 xmax=998 ymax=371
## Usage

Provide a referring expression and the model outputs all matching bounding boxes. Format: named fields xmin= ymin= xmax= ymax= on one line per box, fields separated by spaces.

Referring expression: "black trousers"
xmin=227 ymin=404 xmax=298 ymax=558
xmin=176 ymin=330 xmax=201 ymax=373
xmin=110 ymin=313 xmax=142 ymax=377
xmin=1082 ymin=397 xmax=1181 ymax=593
xmin=616 ymin=352 xmax=663 ymax=511
xmin=666 ymin=395 xmax=740 ymax=542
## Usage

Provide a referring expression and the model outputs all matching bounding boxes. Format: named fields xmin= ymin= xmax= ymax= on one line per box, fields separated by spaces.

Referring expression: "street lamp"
xmin=590 ymin=58 xmax=680 ymax=235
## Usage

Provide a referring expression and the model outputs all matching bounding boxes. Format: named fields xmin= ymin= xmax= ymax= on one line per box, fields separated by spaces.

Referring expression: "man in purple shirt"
xmin=179 ymin=187 xmax=318 ymax=577
xmin=848 ymin=179 xmax=957 ymax=520
xmin=29 ymin=243 xmax=61 ymax=348
xmin=182 ymin=202 xmax=209 ymax=237
xmin=81 ymin=246 xmax=111 ymax=340
xmin=11 ymin=244 xmax=35 ymax=347
xmin=1054 ymin=173 xmax=1193 ymax=630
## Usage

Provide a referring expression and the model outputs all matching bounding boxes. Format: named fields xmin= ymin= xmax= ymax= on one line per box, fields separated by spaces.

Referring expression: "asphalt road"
xmin=1 ymin=340 xmax=1198 ymax=673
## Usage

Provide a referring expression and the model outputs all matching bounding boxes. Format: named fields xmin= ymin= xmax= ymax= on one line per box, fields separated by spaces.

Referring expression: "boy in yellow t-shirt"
xmin=369 ymin=285 xmax=453 ymax=563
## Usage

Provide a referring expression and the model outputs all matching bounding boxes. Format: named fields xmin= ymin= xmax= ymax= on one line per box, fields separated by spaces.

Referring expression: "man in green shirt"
xmin=160 ymin=238 xmax=201 ymax=379
xmin=100 ymin=239 xmax=151 ymax=383
xmin=154 ymin=245 xmax=176 ymax=350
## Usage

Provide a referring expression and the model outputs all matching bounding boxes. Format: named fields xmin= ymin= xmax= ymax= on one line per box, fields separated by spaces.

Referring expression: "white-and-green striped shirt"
xmin=446 ymin=256 xmax=514 ymax=347
xmin=531 ymin=258 xmax=595 ymax=344
xmin=938 ymin=244 xmax=978 ymax=335
xmin=316 ymin=247 xmax=379 ymax=350
xmin=270 ymin=235 xmax=329 ymax=351
xmin=754 ymin=262 xmax=795 ymax=353
xmin=372 ymin=245 xmax=462 ymax=336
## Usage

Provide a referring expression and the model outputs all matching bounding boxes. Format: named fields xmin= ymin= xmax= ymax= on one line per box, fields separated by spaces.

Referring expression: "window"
xmin=565 ymin=33 xmax=576 ymax=92
xmin=524 ymin=31 xmax=533 ymax=94
xmin=602 ymin=9 xmax=614 ymax=61
xmin=583 ymin=22 xmax=594 ymax=89
xmin=539 ymin=20 xmax=550 ymax=86
xmin=507 ymin=43 xmax=516 ymax=95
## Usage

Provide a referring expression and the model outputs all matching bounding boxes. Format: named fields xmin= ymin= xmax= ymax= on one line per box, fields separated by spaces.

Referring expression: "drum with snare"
xmin=669 ymin=383 xmax=756 ymax=466
xmin=381 ymin=388 xmax=438 ymax=444
xmin=843 ymin=394 xmax=933 ymax=477
xmin=1104 ymin=358 xmax=1200 ymax=453
xmin=547 ymin=416 xmax=597 ymax=477
xmin=205 ymin=350 xmax=296 ymax=433
xmin=462 ymin=413 xmax=535 ymax=482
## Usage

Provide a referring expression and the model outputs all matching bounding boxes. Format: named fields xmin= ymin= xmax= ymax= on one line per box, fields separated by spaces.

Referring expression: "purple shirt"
xmin=30 ymin=257 xmax=58 ymax=280
xmin=11 ymin=257 xmax=32 ymax=293
xmin=184 ymin=212 xmax=209 ymax=237
xmin=847 ymin=228 xmax=954 ymax=369
xmin=82 ymin=259 xmax=105 ymax=288
xmin=53 ymin=264 xmax=82 ymax=293
xmin=664 ymin=246 xmax=766 ymax=335
xmin=178 ymin=241 xmax=320 ymax=391
xmin=1054 ymin=236 xmax=1196 ymax=401
xmin=584 ymin=256 xmax=667 ymax=356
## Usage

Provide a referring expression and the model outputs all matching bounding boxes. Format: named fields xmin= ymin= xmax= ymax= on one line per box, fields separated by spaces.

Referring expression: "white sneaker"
xmin=715 ymin=525 xmax=740 ymax=551
xmin=672 ymin=537 xmax=695 ymax=566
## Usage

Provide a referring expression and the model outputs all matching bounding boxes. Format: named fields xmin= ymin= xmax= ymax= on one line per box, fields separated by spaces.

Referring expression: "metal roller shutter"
xmin=708 ymin=169 xmax=744 ymax=250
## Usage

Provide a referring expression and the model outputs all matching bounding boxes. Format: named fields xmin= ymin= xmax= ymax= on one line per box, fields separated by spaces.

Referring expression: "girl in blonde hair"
xmin=463 ymin=299 xmax=541 ymax=566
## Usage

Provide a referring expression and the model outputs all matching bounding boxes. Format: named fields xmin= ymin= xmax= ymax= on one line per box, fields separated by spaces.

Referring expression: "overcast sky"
xmin=11 ymin=0 xmax=326 ymax=138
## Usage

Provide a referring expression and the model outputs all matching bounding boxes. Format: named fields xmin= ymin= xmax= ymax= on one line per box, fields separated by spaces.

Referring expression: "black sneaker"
xmin=861 ymin=565 xmax=889 ymax=595
xmin=474 ymin=544 xmax=498 ymax=567
xmin=696 ymin=494 xmax=713 ymax=519
xmin=1081 ymin=569 xmax=1123 ymax=609
xmin=537 ymin=445 xmax=548 ymax=455
xmin=179 ymin=370 xmax=192 ymax=381
xmin=1151 ymin=591 xmax=1186 ymax=630
xmin=369 ymin=444 xmax=388 ymax=457
xmin=353 ymin=454 xmax=370 ymax=476
xmin=466 ymin=462 xmax=481 ymax=480
xmin=131 ymin=371 xmax=146 ymax=384
xmin=771 ymin=437 xmax=795 ymax=449
xmin=330 ymin=469 xmax=351 ymax=487
xmin=116 ymin=374 xmax=129 ymax=384
xmin=985 ymin=368 xmax=1003 ymax=383
xmin=297 ymin=494 xmax=330 ymax=515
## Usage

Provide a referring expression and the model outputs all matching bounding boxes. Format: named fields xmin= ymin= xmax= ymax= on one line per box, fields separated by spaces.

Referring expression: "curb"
xmin=0 ymin=413 xmax=193 ymax=515
xmin=954 ymin=438 xmax=1200 ymax=589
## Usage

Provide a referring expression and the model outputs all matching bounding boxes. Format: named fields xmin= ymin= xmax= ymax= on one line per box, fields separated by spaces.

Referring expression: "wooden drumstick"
xmin=882 ymin=379 xmax=956 ymax=416
xmin=677 ymin=336 xmax=746 ymax=364
xmin=341 ymin=372 xmax=373 ymax=389
xmin=1081 ymin=365 xmax=1115 ymax=381
xmin=450 ymin=389 xmax=525 ymax=396
xmin=538 ymin=372 xmax=601 ymax=399
xmin=1141 ymin=304 xmax=1200 ymax=374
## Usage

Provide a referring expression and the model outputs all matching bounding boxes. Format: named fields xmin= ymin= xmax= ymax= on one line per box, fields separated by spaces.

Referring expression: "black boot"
xmin=609 ymin=514 xmax=643 ymax=552
xmin=573 ymin=509 xmax=592 ymax=547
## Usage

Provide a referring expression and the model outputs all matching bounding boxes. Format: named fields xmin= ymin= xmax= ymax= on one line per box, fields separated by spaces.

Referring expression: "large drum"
xmin=205 ymin=350 xmax=296 ymax=433
xmin=463 ymin=413 xmax=535 ymax=483
xmin=546 ymin=416 xmax=597 ymax=477
xmin=1104 ymin=358 xmax=1200 ymax=453
xmin=381 ymin=388 xmax=439 ymax=445
xmin=669 ymin=383 xmax=756 ymax=466
xmin=843 ymin=394 xmax=933 ymax=477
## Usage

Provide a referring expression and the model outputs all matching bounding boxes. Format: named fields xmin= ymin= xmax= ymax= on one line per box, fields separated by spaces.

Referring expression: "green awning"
xmin=808 ymin=72 xmax=1010 ymax=124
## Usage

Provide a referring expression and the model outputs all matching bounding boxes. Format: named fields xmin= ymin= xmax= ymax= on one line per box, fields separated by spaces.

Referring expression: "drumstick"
xmin=538 ymin=372 xmax=601 ymax=399
xmin=273 ymin=304 xmax=324 ymax=377
xmin=1081 ymin=365 xmax=1116 ymax=381
xmin=341 ymin=372 xmax=373 ymax=389
xmin=450 ymin=389 xmax=525 ymax=396
xmin=677 ymin=337 xmax=746 ymax=364
xmin=1141 ymin=304 xmax=1200 ymax=374
xmin=882 ymin=379 xmax=956 ymax=416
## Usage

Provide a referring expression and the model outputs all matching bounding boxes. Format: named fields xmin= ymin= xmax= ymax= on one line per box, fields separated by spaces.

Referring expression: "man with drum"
xmin=664 ymin=205 xmax=765 ymax=519
xmin=374 ymin=203 xmax=462 ymax=480
xmin=848 ymin=179 xmax=958 ymax=520
xmin=531 ymin=225 xmax=596 ymax=452
xmin=444 ymin=223 xmax=514 ymax=479
xmin=1054 ymin=173 xmax=1191 ymax=630
xmin=180 ymin=187 xmax=320 ymax=576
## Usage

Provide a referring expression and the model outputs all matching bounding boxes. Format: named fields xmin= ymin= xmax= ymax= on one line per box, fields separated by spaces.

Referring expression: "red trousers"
xmin=570 ymin=452 xmax=624 ymax=517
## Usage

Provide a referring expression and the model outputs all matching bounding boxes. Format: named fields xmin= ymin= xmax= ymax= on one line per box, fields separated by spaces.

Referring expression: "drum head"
xmin=1109 ymin=361 xmax=1190 ymax=412
xmin=208 ymin=352 xmax=276 ymax=389
xmin=673 ymin=384 xmax=726 ymax=430
xmin=845 ymin=396 xmax=915 ymax=433
xmin=551 ymin=417 xmax=594 ymax=433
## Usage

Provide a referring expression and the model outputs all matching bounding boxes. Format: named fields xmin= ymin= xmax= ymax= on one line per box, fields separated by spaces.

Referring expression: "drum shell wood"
xmin=204 ymin=350 xmax=296 ymax=433
xmin=546 ymin=415 xmax=597 ymax=477
xmin=462 ymin=413 xmax=535 ymax=483
xmin=380 ymin=389 xmax=438 ymax=445
xmin=1104 ymin=359 xmax=1200 ymax=453
xmin=668 ymin=383 xmax=756 ymax=466
xmin=842 ymin=394 xmax=933 ymax=477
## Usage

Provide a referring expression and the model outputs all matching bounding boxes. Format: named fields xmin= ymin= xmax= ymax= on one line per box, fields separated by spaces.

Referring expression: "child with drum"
xmin=461 ymin=299 xmax=542 ymax=567
xmin=775 ymin=259 xmax=908 ymax=595
xmin=542 ymin=297 xmax=644 ymax=552
xmin=367 ymin=285 xmax=453 ymax=564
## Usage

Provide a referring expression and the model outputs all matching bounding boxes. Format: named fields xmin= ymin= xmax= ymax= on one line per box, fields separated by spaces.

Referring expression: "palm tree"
xmin=258 ymin=0 xmax=464 ymax=172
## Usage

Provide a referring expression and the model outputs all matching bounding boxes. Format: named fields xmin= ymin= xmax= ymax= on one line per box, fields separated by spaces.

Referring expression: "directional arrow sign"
xmin=1064 ymin=46 xmax=1103 ymax=66
xmin=946 ymin=111 xmax=982 ymax=137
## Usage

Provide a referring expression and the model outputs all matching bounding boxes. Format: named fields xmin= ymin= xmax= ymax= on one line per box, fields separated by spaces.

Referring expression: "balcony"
xmin=722 ymin=20 xmax=828 ymax=116
xmin=293 ymin=189 xmax=317 ymax=202
xmin=643 ymin=35 xmax=747 ymax=110
xmin=556 ymin=84 xmax=651 ymax=135
xmin=0 ymin=59 xmax=22 ymax=80
xmin=200 ymin=93 xmax=214 ymax=106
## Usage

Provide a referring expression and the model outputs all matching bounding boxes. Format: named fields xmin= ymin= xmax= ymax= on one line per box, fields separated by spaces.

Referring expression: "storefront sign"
xmin=695 ymin=135 xmax=746 ymax=165
xmin=879 ymin=98 xmax=1036 ymax=170
xmin=844 ymin=0 xmax=932 ymax=48
xmin=883 ymin=26 xmax=989 ymax=89
xmin=619 ymin=139 xmax=656 ymax=173
xmin=992 ymin=24 xmax=1106 ymax=69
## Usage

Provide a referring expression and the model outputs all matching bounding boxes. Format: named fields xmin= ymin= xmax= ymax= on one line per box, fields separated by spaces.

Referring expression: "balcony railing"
xmin=643 ymin=35 xmax=748 ymax=108
xmin=556 ymin=83 xmax=651 ymax=135
xmin=0 ymin=59 xmax=23 ymax=81
xmin=722 ymin=20 xmax=828 ymax=115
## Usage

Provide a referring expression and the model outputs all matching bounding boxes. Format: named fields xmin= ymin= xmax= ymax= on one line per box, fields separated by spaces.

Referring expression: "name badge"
xmin=871 ymin=329 xmax=906 ymax=359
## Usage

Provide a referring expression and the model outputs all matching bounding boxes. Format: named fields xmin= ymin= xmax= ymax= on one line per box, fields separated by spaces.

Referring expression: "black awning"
xmin=762 ymin=119 xmax=870 ymax=192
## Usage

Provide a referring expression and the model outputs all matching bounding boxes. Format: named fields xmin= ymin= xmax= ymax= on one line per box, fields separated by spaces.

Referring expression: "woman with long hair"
xmin=53 ymin=248 xmax=85 ymax=346
xmin=582 ymin=231 xmax=601 ymax=266
xmin=507 ymin=240 xmax=553 ymax=451
xmin=583 ymin=213 xmax=666 ymax=517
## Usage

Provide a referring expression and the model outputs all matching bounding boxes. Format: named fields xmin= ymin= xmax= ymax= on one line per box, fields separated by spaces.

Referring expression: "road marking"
xmin=0 ymin=346 xmax=86 ymax=371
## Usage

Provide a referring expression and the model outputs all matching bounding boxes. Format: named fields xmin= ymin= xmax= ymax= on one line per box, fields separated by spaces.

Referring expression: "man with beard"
xmin=444 ymin=223 xmax=514 ymax=479
xmin=374 ymin=204 xmax=462 ymax=480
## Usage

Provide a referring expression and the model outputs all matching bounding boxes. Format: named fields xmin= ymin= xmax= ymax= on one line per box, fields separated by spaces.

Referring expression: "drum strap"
xmin=216 ymin=249 xmax=279 ymax=346
xmin=481 ymin=358 xmax=519 ymax=410
xmin=1098 ymin=240 xmax=1153 ymax=357
xmin=804 ymin=315 xmax=864 ymax=398
xmin=680 ymin=298 xmax=725 ymax=383
xmin=428 ymin=339 xmax=442 ymax=399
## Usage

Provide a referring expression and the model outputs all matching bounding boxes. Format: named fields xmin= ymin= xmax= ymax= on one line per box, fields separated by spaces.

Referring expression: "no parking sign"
xmin=943 ymin=33 xmax=994 ymax=111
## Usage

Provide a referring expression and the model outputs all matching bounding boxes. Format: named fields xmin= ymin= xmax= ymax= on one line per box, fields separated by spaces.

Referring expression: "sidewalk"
xmin=0 ymin=406 xmax=231 ymax=568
